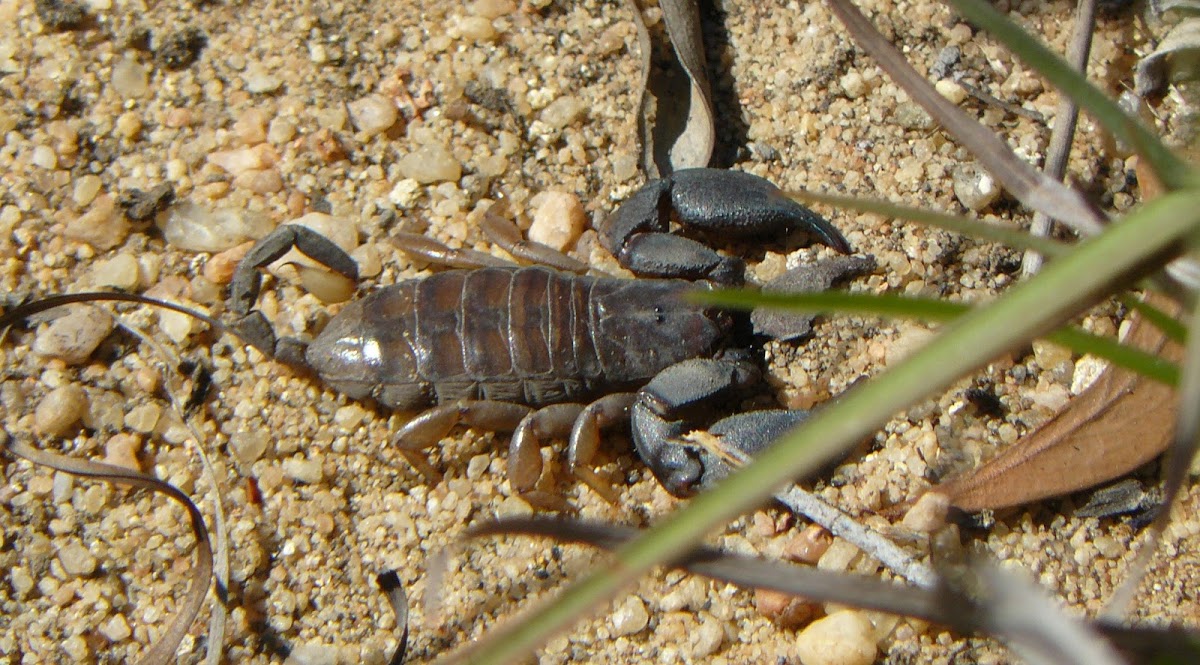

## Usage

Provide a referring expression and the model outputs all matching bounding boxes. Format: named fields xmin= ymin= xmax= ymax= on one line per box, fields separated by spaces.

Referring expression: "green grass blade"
xmin=947 ymin=0 xmax=1198 ymax=190
xmin=442 ymin=191 xmax=1200 ymax=665
xmin=698 ymin=290 xmax=1179 ymax=385
xmin=789 ymin=190 xmax=1071 ymax=257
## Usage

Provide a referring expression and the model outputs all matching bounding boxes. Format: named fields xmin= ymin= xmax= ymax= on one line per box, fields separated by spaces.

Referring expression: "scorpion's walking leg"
xmin=393 ymin=401 xmax=532 ymax=480
xmin=566 ymin=393 xmax=639 ymax=504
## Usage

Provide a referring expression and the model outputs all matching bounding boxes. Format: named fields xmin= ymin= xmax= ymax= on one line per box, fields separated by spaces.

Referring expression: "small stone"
xmin=539 ymin=96 xmax=585 ymax=129
xmin=99 ymin=613 xmax=132 ymax=642
xmin=901 ymin=492 xmax=950 ymax=532
xmin=36 ymin=0 xmax=89 ymax=30
xmin=10 ymin=566 xmax=35 ymax=598
xmin=89 ymin=253 xmax=141 ymax=289
xmin=688 ymin=612 xmax=725 ymax=659
xmin=204 ymin=241 xmax=253 ymax=284
xmin=935 ymin=79 xmax=967 ymax=105
xmin=282 ymin=457 xmax=324 ymax=484
xmin=34 ymin=307 xmax=114 ymax=364
xmin=284 ymin=642 xmax=339 ymax=665
xmin=115 ymin=111 xmax=143 ymax=141
xmin=466 ymin=454 xmax=490 ymax=480
xmin=230 ymin=429 xmax=271 ymax=464
xmin=207 ymin=145 xmax=277 ymax=176
xmin=268 ymin=117 xmax=297 ymax=144
xmin=155 ymin=27 xmax=206 ymax=70
xmin=72 ymin=174 xmax=103 ymax=206
xmin=35 ymin=384 xmax=88 ymax=437
xmin=784 ymin=524 xmax=833 ymax=564
xmin=388 ymin=179 xmax=421 ymax=207
xmin=1071 ymin=355 xmax=1108 ymax=395
xmin=495 ymin=495 xmax=533 ymax=518
xmin=32 ymin=145 xmax=58 ymax=170
xmin=457 ymin=15 xmax=496 ymax=41
xmin=233 ymin=108 xmax=270 ymax=145
xmin=348 ymin=94 xmax=399 ymax=137
xmin=124 ymin=402 xmax=162 ymax=433
xmin=840 ymin=71 xmax=867 ymax=99
xmin=334 ymin=404 xmax=368 ymax=432
xmin=111 ymin=57 xmax=149 ymax=98
xmin=952 ymin=162 xmax=1002 ymax=211
xmin=57 ymin=540 xmax=98 ymax=576
xmin=233 ymin=168 xmax=284 ymax=194
xmin=1033 ymin=340 xmax=1073 ymax=370
xmin=611 ymin=595 xmax=650 ymax=636
xmin=158 ymin=202 xmax=272 ymax=252
xmin=103 ymin=433 xmax=142 ymax=472
xmin=527 ymin=191 xmax=586 ymax=251
xmin=795 ymin=610 xmax=877 ymax=665
xmin=52 ymin=472 xmax=74 ymax=503
xmin=118 ymin=183 xmax=175 ymax=221
xmin=65 ymin=194 xmax=130 ymax=250
xmin=62 ymin=635 xmax=91 ymax=661
xmin=470 ymin=0 xmax=515 ymax=18
xmin=243 ymin=63 xmax=283 ymax=94
xmin=755 ymin=589 xmax=817 ymax=628
xmin=816 ymin=538 xmax=859 ymax=573
xmin=894 ymin=103 xmax=934 ymax=131
xmin=397 ymin=144 xmax=461 ymax=184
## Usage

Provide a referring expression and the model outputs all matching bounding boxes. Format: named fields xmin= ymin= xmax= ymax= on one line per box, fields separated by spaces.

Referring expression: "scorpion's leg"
xmin=392 ymin=400 xmax=532 ymax=482
xmin=229 ymin=225 xmax=359 ymax=363
xmin=631 ymin=356 xmax=812 ymax=497
xmin=564 ymin=393 xmax=639 ymax=504
xmin=391 ymin=232 xmax=514 ymax=269
xmin=602 ymin=168 xmax=852 ymax=283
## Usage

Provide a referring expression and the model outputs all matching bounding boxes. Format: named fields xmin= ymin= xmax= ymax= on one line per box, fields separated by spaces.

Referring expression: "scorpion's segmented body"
xmin=307 ymin=266 xmax=731 ymax=411
xmin=230 ymin=168 xmax=856 ymax=497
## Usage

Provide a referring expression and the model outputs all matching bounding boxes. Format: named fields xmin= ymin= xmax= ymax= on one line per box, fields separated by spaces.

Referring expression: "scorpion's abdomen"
xmin=308 ymin=266 xmax=729 ymax=410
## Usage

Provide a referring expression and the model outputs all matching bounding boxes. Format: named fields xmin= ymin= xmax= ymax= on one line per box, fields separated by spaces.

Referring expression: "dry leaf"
xmin=932 ymin=295 xmax=1180 ymax=513
xmin=630 ymin=0 xmax=715 ymax=177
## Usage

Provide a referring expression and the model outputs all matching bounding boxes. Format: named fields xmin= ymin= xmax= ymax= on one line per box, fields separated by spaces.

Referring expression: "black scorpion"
xmin=231 ymin=168 xmax=855 ymax=501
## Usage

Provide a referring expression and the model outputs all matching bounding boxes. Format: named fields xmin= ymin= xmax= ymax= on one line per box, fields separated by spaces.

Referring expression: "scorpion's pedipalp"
xmin=602 ymin=168 xmax=853 ymax=284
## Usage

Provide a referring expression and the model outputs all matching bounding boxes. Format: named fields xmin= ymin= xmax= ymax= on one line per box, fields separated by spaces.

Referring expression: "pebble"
xmin=611 ymin=595 xmax=650 ymax=636
xmin=102 ymin=433 xmax=142 ymax=472
xmin=282 ymin=457 xmax=324 ymax=484
xmin=111 ymin=57 xmax=149 ymax=98
xmin=816 ymin=538 xmax=860 ymax=573
xmin=32 ymin=145 xmax=57 ymax=170
xmin=1032 ymin=340 xmax=1072 ymax=370
xmin=935 ymin=79 xmax=968 ymax=105
xmin=688 ymin=612 xmax=725 ymax=659
xmin=65 ymin=195 xmax=130 ymax=250
xmin=234 ymin=109 xmax=270 ymax=145
xmin=1071 ymin=355 xmax=1107 ymax=395
xmin=784 ymin=524 xmax=833 ymax=564
xmin=470 ymin=0 xmax=515 ymax=18
xmin=755 ymin=589 xmax=817 ymax=628
xmin=397 ymin=143 xmax=462 ymax=184
xmin=72 ymin=174 xmax=103 ymax=206
xmin=34 ymin=307 xmax=114 ymax=364
xmin=57 ymin=540 xmax=98 ymax=577
xmin=284 ymin=643 xmax=339 ymax=665
xmin=203 ymin=241 xmax=254 ymax=284
xmin=539 ymin=95 xmax=585 ymax=129
xmin=124 ymin=402 xmax=162 ymax=433
xmin=243 ymin=64 xmax=283 ymax=94
xmin=527 ymin=191 xmax=586 ymax=251
xmin=348 ymin=94 xmax=399 ymax=137
xmin=158 ymin=202 xmax=273 ymax=252
xmin=230 ymin=429 xmax=271 ymax=464
xmin=794 ymin=610 xmax=877 ymax=665
xmin=98 ymin=613 xmax=132 ymax=642
xmin=35 ymin=385 xmax=88 ymax=437
xmin=88 ymin=253 xmax=140 ymax=290
xmin=840 ymin=71 xmax=867 ymax=99
xmin=207 ymin=144 xmax=278 ymax=176
xmin=457 ymin=15 xmax=497 ymax=41
xmin=952 ymin=162 xmax=1002 ymax=211
xmin=333 ymin=404 xmax=369 ymax=432
xmin=901 ymin=491 xmax=950 ymax=532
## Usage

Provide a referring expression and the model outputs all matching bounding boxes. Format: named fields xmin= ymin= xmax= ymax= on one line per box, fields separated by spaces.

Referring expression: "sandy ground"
xmin=2 ymin=0 xmax=1199 ymax=663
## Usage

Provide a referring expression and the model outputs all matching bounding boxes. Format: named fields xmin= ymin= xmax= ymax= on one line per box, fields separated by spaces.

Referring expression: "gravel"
xmin=1 ymin=0 xmax=1194 ymax=663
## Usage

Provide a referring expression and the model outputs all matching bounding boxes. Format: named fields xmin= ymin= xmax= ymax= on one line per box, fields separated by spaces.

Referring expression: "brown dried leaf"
xmin=630 ymin=0 xmax=715 ymax=177
xmin=933 ymin=296 xmax=1180 ymax=512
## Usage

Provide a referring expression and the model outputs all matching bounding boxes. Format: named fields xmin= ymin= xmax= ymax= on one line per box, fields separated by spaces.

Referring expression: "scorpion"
xmin=231 ymin=168 xmax=858 ymax=502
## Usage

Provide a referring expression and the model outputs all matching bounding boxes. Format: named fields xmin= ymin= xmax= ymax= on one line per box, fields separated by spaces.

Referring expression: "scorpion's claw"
xmin=603 ymin=168 xmax=851 ymax=284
